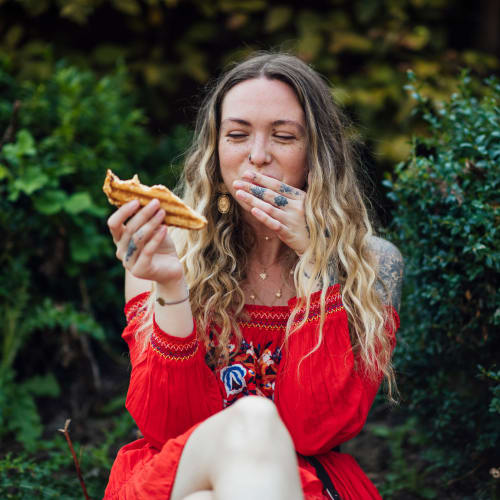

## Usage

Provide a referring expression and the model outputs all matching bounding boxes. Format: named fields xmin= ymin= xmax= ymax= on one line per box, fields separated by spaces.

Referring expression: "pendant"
xmin=275 ymin=290 xmax=282 ymax=298
xmin=250 ymin=293 xmax=256 ymax=300
xmin=259 ymin=272 xmax=267 ymax=280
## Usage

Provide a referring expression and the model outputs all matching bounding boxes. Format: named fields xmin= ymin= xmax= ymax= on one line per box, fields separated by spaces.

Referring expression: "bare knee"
xmin=222 ymin=396 xmax=290 ymax=455
xmin=231 ymin=395 xmax=279 ymax=420
xmin=182 ymin=491 xmax=214 ymax=500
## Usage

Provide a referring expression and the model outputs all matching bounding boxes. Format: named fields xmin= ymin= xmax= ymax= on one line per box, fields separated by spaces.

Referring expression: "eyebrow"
xmin=221 ymin=118 xmax=305 ymax=135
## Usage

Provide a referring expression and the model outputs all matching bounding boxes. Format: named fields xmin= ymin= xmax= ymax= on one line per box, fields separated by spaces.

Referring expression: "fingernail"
xmin=233 ymin=180 xmax=244 ymax=188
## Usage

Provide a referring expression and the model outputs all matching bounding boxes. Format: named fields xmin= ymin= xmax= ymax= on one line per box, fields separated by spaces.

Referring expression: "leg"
xmin=182 ymin=492 xmax=214 ymax=500
xmin=170 ymin=396 xmax=304 ymax=500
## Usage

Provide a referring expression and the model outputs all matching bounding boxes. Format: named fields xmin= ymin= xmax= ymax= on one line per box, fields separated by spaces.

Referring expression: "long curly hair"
xmin=136 ymin=52 xmax=397 ymax=397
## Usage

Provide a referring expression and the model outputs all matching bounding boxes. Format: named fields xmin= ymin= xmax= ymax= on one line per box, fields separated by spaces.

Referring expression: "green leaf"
xmin=11 ymin=166 xmax=49 ymax=196
xmin=63 ymin=192 xmax=92 ymax=214
xmin=33 ymin=189 xmax=67 ymax=214
xmin=0 ymin=163 xmax=11 ymax=180
xmin=17 ymin=130 xmax=37 ymax=155
xmin=21 ymin=373 xmax=61 ymax=397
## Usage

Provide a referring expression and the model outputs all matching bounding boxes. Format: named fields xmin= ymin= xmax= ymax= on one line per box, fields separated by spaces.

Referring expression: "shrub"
xmin=0 ymin=59 xmax=190 ymax=451
xmin=383 ymin=71 xmax=499 ymax=499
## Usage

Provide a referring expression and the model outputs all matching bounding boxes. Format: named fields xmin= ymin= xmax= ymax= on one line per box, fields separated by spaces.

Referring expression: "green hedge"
xmin=384 ymin=71 xmax=499 ymax=499
xmin=0 ymin=60 xmax=190 ymax=452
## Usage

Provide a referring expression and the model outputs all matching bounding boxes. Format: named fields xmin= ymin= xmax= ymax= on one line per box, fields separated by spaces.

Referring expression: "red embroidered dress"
xmin=104 ymin=284 xmax=399 ymax=500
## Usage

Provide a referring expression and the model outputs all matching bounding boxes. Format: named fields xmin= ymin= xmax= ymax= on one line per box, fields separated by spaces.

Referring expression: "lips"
xmin=249 ymin=171 xmax=281 ymax=182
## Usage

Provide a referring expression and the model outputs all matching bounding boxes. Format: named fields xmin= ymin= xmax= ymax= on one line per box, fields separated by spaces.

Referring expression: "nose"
xmin=248 ymin=136 xmax=271 ymax=166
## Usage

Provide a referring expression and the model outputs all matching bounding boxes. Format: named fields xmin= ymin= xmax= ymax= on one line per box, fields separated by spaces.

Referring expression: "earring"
xmin=248 ymin=154 xmax=252 ymax=162
xmin=217 ymin=183 xmax=231 ymax=214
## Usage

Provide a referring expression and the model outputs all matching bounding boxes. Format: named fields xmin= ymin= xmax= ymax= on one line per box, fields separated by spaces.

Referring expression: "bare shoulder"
xmin=366 ymin=235 xmax=404 ymax=313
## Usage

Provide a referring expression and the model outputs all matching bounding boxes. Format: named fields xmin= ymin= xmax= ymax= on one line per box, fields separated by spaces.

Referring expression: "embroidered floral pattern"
xmin=220 ymin=364 xmax=248 ymax=397
xmin=211 ymin=334 xmax=282 ymax=408
xmin=206 ymin=290 xmax=345 ymax=408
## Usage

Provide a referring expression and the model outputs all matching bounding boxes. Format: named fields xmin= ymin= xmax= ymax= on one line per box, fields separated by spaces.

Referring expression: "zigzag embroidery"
xmin=238 ymin=322 xmax=287 ymax=330
xmin=150 ymin=319 xmax=199 ymax=361
xmin=150 ymin=334 xmax=199 ymax=361
xmin=292 ymin=305 xmax=344 ymax=326
xmin=125 ymin=292 xmax=150 ymax=323
xmin=240 ymin=292 xmax=344 ymax=329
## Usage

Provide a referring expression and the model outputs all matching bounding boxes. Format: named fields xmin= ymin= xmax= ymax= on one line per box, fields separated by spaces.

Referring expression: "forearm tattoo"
xmin=125 ymin=238 xmax=137 ymax=262
xmin=250 ymin=186 xmax=266 ymax=200
xmin=274 ymin=195 xmax=288 ymax=207
xmin=369 ymin=237 xmax=404 ymax=313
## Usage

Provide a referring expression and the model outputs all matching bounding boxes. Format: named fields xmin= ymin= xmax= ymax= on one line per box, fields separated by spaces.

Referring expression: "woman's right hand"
xmin=107 ymin=199 xmax=184 ymax=286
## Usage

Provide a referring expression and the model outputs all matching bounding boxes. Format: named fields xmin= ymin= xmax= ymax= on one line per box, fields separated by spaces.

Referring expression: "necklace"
xmin=246 ymin=247 xmax=297 ymax=305
xmin=247 ymin=262 xmax=295 ymax=305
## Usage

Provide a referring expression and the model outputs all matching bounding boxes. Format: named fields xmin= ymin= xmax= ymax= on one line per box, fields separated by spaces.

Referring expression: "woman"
xmin=104 ymin=53 xmax=404 ymax=500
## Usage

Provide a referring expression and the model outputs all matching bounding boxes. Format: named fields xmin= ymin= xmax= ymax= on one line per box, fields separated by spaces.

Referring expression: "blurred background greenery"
xmin=0 ymin=0 xmax=498 ymax=498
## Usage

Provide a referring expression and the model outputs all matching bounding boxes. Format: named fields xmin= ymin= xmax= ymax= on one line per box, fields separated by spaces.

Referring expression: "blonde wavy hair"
xmin=136 ymin=52 xmax=397 ymax=396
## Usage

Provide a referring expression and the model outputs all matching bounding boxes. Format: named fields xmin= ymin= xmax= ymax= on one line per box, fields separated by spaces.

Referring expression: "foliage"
xmin=383 ymin=71 xmax=500 ymax=498
xmin=0 ymin=60 xmax=190 ymax=450
xmin=1 ymin=0 xmax=498 ymax=171
xmin=0 ymin=408 xmax=135 ymax=499
xmin=0 ymin=370 xmax=60 ymax=453
xmin=370 ymin=418 xmax=437 ymax=499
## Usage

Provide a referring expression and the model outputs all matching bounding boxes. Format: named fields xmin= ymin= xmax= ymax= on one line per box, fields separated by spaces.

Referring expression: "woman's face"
xmin=218 ymin=78 xmax=308 ymax=207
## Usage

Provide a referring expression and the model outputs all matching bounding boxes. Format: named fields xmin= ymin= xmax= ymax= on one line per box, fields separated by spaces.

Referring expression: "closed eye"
xmin=274 ymin=135 xmax=295 ymax=140
xmin=227 ymin=133 xmax=248 ymax=139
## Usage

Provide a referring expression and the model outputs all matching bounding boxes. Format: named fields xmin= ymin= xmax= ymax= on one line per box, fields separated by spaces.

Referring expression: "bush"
xmin=383 ymin=71 xmax=499 ymax=499
xmin=0 ymin=409 xmax=135 ymax=499
xmin=0 ymin=60 xmax=190 ymax=451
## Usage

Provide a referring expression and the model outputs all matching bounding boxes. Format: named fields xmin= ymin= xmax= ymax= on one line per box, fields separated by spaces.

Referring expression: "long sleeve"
xmin=122 ymin=293 xmax=224 ymax=450
xmin=274 ymin=284 xmax=399 ymax=456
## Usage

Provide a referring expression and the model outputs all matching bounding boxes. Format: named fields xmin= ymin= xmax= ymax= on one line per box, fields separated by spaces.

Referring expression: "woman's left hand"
xmin=233 ymin=171 xmax=310 ymax=256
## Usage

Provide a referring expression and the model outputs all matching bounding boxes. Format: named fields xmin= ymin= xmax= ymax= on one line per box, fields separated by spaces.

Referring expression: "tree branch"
xmin=58 ymin=419 xmax=91 ymax=500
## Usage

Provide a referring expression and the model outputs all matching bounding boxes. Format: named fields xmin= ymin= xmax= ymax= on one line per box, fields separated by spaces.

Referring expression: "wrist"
xmin=156 ymin=277 xmax=188 ymax=301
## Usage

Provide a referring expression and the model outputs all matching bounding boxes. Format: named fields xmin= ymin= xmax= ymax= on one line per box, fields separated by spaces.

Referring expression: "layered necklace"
xmin=247 ymin=242 xmax=295 ymax=305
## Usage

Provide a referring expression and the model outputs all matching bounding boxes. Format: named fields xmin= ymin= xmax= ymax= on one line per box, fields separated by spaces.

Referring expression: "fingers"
xmin=109 ymin=198 xmax=165 ymax=266
xmin=233 ymin=181 xmax=304 ymax=212
xmin=127 ymin=225 xmax=167 ymax=276
xmin=235 ymin=188 xmax=288 ymax=224
xmin=125 ymin=210 xmax=165 ymax=262
xmin=241 ymin=171 xmax=305 ymax=200
xmin=135 ymin=225 xmax=167 ymax=267
xmin=107 ymin=200 xmax=140 ymax=244
xmin=118 ymin=207 xmax=165 ymax=267
xmin=233 ymin=172 xmax=310 ymax=255
xmin=250 ymin=206 xmax=282 ymax=233
xmin=122 ymin=199 xmax=162 ymax=240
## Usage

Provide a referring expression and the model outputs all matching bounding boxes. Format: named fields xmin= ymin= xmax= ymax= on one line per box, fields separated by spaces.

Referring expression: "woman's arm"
xmin=302 ymin=235 xmax=404 ymax=311
xmin=367 ymin=235 xmax=404 ymax=314
xmin=108 ymin=198 xmax=193 ymax=338
xmin=275 ymin=284 xmax=401 ymax=455
xmin=125 ymin=268 xmax=151 ymax=303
